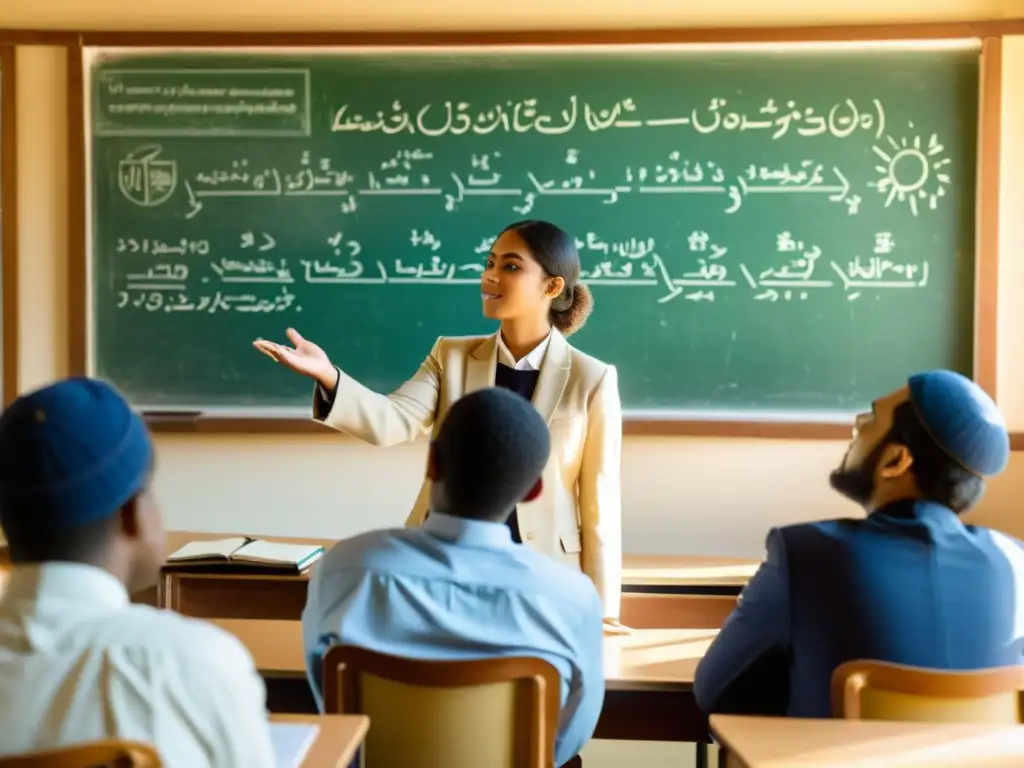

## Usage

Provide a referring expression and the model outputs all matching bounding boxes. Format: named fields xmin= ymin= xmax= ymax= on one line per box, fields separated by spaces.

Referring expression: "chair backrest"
xmin=0 ymin=741 xmax=161 ymax=768
xmin=322 ymin=645 xmax=561 ymax=768
xmin=832 ymin=660 xmax=1024 ymax=723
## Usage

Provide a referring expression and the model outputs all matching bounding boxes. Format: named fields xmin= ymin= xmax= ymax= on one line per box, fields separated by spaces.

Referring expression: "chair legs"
xmin=696 ymin=742 xmax=708 ymax=768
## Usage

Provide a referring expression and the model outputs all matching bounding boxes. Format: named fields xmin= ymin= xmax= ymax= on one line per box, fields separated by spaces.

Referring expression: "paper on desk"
xmin=271 ymin=723 xmax=319 ymax=768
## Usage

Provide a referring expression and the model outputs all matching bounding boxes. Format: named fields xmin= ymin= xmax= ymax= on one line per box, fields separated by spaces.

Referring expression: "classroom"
xmin=2 ymin=0 xmax=1024 ymax=766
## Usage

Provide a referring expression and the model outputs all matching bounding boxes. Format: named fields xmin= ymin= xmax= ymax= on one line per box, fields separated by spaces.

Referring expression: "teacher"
xmin=254 ymin=219 xmax=624 ymax=625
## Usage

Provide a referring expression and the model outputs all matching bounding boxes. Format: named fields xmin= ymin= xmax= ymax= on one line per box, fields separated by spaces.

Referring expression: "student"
xmin=0 ymin=378 xmax=275 ymax=767
xmin=256 ymin=219 xmax=624 ymax=626
xmin=694 ymin=370 xmax=1023 ymax=718
xmin=302 ymin=387 xmax=604 ymax=768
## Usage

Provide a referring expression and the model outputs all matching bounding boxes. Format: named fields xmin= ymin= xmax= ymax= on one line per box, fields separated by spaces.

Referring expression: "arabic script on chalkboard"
xmin=111 ymin=226 xmax=927 ymax=314
xmin=117 ymin=130 xmax=951 ymax=222
xmin=99 ymin=65 xmax=958 ymax=320
xmin=98 ymin=69 xmax=955 ymax=220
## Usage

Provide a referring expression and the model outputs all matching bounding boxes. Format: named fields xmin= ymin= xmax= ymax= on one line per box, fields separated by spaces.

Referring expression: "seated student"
xmin=695 ymin=370 xmax=1022 ymax=718
xmin=302 ymin=387 xmax=604 ymax=767
xmin=0 ymin=378 xmax=275 ymax=767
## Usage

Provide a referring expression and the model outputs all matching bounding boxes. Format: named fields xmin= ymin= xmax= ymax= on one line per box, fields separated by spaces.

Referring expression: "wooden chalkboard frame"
xmin=1 ymin=45 xmax=18 ymax=408
xmin=45 ymin=19 xmax=1019 ymax=438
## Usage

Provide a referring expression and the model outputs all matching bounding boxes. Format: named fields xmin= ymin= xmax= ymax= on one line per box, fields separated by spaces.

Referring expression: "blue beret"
xmin=908 ymin=370 xmax=1009 ymax=477
xmin=0 ymin=377 xmax=153 ymax=527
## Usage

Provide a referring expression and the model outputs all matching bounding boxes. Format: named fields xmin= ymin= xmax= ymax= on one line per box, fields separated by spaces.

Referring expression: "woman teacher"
xmin=255 ymin=219 xmax=624 ymax=626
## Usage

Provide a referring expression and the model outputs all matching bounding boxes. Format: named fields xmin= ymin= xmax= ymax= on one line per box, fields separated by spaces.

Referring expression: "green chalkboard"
xmin=85 ymin=43 xmax=980 ymax=416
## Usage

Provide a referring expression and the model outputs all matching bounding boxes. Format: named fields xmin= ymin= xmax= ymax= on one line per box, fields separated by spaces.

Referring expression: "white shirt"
xmin=496 ymin=330 xmax=552 ymax=371
xmin=0 ymin=563 xmax=275 ymax=768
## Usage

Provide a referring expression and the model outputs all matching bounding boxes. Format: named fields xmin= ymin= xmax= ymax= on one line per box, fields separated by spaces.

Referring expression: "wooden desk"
xmin=213 ymin=618 xmax=708 ymax=687
xmin=213 ymin=619 xmax=711 ymax=745
xmin=271 ymin=714 xmax=368 ymax=768
xmin=621 ymin=554 xmax=757 ymax=593
xmin=711 ymin=714 xmax=1024 ymax=767
xmin=157 ymin=530 xmax=755 ymax=628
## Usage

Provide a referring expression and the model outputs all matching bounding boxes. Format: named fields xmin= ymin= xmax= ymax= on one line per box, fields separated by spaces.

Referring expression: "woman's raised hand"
xmin=253 ymin=328 xmax=336 ymax=389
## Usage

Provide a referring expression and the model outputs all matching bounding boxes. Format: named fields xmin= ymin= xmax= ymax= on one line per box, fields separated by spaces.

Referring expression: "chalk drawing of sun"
xmin=869 ymin=128 xmax=952 ymax=217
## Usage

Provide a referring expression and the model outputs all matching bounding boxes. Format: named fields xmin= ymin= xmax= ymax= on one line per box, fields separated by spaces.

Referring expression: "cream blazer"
xmin=312 ymin=330 xmax=623 ymax=619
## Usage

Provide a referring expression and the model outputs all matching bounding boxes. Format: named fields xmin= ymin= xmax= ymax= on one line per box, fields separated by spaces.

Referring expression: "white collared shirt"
xmin=0 ymin=562 xmax=274 ymax=767
xmin=496 ymin=330 xmax=552 ymax=371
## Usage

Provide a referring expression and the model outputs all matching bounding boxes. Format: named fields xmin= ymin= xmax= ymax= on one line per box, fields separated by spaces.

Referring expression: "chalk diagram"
xmin=118 ymin=145 xmax=178 ymax=207
xmin=869 ymin=125 xmax=952 ymax=217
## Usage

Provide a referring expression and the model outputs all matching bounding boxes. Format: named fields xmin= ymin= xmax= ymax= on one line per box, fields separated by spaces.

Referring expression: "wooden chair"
xmin=0 ymin=741 xmax=161 ymax=768
xmin=323 ymin=645 xmax=561 ymax=768
xmin=832 ymin=659 xmax=1024 ymax=722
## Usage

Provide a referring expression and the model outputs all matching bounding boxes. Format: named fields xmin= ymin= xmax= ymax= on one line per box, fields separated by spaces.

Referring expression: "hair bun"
xmin=551 ymin=283 xmax=594 ymax=336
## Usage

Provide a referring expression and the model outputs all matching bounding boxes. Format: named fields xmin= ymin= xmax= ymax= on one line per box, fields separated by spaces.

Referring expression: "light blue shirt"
xmin=301 ymin=512 xmax=605 ymax=765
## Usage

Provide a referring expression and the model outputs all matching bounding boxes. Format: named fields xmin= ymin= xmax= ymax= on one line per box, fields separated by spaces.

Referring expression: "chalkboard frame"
xmin=62 ymin=21 xmax=1014 ymax=439
xmin=0 ymin=45 xmax=18 ymax=409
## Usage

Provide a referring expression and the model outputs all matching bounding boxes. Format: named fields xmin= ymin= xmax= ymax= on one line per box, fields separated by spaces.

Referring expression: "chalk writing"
xmin=329 ymin=96 xmax=886 ymax=141
xmin=122 ymin=140 xmax=948 ymax=221
xmin=869 ymin=127 xmax=952 ymax=216
xmin=112 ymin=228 xmax=929 ymax=312
xmin=116 ymin=285 xmax=297 ymax=313
xmin=108 ymin=80 xmax=950 ymax=220
xmin=96 ymin=69 xmax=312 ymax=137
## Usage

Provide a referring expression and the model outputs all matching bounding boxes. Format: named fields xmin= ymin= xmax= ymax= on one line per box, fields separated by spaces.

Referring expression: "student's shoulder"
xmin=968 ymin=526 xmax=1024 ymax=558
xmin=519 ymin=550 xmax=603 ymax=613
xmin=565 ymin=343 xmax=615 ymax=390
xmin=318 ymin=527 xmax=418 ymax=569
xmin=94 ymin=604 xmax=258 ymax=671
xmin=429 ymin=334 xmax=493 ymax=358
xmin=773 ymin=517 xmax=865 ymax=541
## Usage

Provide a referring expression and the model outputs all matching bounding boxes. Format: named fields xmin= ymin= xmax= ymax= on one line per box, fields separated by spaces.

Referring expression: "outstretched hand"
xmin=253 ymin=328 xmax=336 ymax=388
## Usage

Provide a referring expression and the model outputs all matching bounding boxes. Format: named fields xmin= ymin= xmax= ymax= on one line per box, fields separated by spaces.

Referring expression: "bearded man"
xmin=693 ymin=370 xmax=1021 ymax=717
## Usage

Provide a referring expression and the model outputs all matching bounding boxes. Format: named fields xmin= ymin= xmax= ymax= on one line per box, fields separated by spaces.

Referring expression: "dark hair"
xmin=1 ymin=512 xmax=122 ymax=565
xmin=432 ymin=388 xmax=551 ymax=522
xmin=887 ymin=400 xmax=985 ymax=513
xmin=500 ymin=220 xmax=593 ymax=336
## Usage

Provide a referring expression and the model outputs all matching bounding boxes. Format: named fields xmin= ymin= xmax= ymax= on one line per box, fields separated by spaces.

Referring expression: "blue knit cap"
xmin=907 ymin=370 xmax=1009 ymax=477
xmin=0 ymin=377 xmax=153 ymax=526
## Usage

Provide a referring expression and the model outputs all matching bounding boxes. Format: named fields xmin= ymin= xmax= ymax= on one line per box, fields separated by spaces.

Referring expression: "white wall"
xmin=5 ymin=0 xmax=1024 ymax=556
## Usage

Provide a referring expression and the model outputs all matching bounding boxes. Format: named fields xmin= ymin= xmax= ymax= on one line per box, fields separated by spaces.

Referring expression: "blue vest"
xmin=493 ymin=364 xmax=541 ymax=543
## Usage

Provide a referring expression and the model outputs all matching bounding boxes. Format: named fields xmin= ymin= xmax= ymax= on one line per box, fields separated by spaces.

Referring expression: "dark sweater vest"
xmin=493 ymin=364 xmax=541 ymax=544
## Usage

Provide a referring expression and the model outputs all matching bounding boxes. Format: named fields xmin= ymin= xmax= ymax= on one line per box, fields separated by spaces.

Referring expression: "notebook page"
xmin=270 ymin=723 xmax=319 ymax=768
xmin=166 ymin=538 xmax=249 ymax=561
xmin=235 ymin=540 xmax=324 ymax=566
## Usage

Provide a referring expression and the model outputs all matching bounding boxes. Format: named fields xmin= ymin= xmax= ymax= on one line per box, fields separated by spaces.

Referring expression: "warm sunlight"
xmin=604 ymin=629 xmax=717 ymax=688
xmin=623 ymin=556 xmax=760 ymax=585
xmin=725 ymin=718 xmax=1024 ymax=767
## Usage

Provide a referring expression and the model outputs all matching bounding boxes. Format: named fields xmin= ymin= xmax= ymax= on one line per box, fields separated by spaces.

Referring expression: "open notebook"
xmin=271 ymin=723 xmax=319 ymax=768
xmin=164 ymin=537 xmax=324 ymax=574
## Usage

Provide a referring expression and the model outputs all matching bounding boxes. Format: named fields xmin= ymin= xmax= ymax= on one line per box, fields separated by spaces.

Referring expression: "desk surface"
xmin=213 ymin=618 xmax=707 ymax=691
xmin=166 ymin=530 xmax=759 ymax=587
xmin=711 ymin=715 xmax=1024 ymax=767
xmin=2 ymin=535 xmax=760 ymax=588
xmin=270 ymin=714 xmax=368 ymax=767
